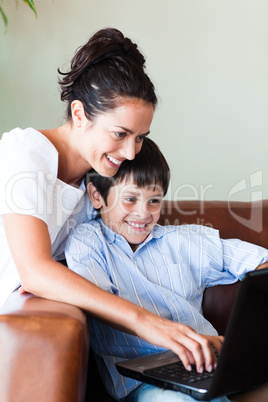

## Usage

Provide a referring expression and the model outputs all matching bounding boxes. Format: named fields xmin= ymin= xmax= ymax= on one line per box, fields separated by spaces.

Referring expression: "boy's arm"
xmin=208 ymin=235 xmax=268 ymax=282
xmin=256 ymin=261 xmax=268 ymax=270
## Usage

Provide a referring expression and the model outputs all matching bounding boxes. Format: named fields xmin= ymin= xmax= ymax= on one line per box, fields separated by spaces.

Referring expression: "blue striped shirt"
xmin=65 ymin=220 xmax=268 ymax=400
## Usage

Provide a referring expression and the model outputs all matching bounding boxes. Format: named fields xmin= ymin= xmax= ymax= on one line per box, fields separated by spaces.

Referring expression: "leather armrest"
xmin=202 ymin=282 xmax=240 ymax=335
xmin=0 ymin=290 xmax=89 ymax=402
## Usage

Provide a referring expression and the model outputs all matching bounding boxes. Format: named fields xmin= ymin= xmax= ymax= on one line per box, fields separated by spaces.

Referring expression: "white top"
xmin=0 ymin=127 xmax=95 ymax=310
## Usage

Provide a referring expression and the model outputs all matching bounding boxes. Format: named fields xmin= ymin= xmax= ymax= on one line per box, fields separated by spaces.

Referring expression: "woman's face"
xmin=77 ymin=99 xmax=154 ymax=177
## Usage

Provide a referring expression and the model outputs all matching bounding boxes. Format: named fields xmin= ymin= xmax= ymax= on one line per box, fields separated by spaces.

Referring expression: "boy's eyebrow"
xmin=114 ymin=126 xmax=150 ymax=136
xmin=122 ymin=190 xmax=140 ymax=196
xmin=122 ymin=189 xmax=164 ymax=197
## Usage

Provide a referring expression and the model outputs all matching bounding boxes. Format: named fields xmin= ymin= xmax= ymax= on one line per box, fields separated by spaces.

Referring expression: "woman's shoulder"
xmin=1 ymin=127 xmax=57 ymax=153
xmin=0 ymin=127 xmax=58 ymax=173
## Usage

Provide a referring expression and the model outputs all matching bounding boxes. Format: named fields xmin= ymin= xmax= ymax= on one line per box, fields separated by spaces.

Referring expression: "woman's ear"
xmin=87 ymin=182 xmax=104 ymax=209
xmin=71 ymin=100 xmax=86 ymax=128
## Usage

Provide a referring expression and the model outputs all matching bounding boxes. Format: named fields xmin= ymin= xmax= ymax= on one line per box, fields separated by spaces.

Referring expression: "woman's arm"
xmin=3 ymin=213 xmax=222 ymax=373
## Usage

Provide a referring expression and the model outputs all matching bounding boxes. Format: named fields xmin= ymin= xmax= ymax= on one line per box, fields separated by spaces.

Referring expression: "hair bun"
xmin=122 ymin=37 xmax=145 ymax=67
xmin=58 ymin=27 xmax=157 ymax=120
xmin=88 ymin=28 xmax=145 ymax=68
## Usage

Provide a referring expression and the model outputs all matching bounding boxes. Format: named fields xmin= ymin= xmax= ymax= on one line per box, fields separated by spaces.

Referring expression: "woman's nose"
xmin=121 ymin=139 xmax=140 ymax=160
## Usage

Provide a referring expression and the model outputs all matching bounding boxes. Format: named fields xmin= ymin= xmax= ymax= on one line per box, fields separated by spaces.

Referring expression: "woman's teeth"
xmin=107 ymin=155 xmax=122 ymax=165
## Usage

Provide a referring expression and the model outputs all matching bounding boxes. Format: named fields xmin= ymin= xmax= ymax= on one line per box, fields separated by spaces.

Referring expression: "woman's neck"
xmin=39 ymin=124 xmax=91 ymax=185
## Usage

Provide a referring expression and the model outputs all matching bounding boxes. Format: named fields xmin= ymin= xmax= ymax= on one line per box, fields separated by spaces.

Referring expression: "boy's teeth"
xmin=128 ymin=222 xmax=146 ymax=228
xmin=107 ymin=155 xmax=121 ymax=165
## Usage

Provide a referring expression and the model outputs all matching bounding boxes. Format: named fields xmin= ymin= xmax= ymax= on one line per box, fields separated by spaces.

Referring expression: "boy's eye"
xmin=124 ymin=197 xmax=137 ymax=203
xmin=149 ymin=198 xmax=161 ymax=204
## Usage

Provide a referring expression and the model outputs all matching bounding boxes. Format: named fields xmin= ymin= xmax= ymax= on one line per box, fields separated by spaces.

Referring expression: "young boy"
xmin=65 ymin=138 xmax=268 ymax=402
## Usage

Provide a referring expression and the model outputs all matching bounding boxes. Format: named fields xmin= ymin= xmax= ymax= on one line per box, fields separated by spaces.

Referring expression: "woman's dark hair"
xmin=86 ymin=137 xmax=170 ymax=205
xmin=58 ymin=28 xmax=158 ymax=121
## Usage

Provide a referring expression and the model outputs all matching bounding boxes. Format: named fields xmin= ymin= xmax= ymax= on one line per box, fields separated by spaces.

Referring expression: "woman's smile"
xmin=106 ymin=154 xmax=124 ymax=167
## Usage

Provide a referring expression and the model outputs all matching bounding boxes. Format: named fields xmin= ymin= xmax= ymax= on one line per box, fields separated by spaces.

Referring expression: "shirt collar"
xmin=98 ymin=219 xmax=177 ymax=248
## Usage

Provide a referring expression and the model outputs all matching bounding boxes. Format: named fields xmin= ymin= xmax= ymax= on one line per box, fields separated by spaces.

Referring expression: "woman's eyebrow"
xmin=114 ymin=126 xmax=150 ymax=136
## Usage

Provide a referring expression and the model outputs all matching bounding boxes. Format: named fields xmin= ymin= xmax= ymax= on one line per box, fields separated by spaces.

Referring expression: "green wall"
xmin=1 ymin=0 xmax=267 ymax=200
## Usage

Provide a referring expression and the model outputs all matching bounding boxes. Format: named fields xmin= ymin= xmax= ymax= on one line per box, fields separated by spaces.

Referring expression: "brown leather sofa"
xmin=1 ymin=200 xmax=268 ymax=402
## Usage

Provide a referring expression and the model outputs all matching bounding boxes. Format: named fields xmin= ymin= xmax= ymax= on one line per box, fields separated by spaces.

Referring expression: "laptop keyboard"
xmin=144 ymin=361 xmax=214 ymax=384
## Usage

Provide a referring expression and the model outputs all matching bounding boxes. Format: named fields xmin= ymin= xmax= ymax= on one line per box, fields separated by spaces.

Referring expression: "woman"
xmin=0 ymin=28 xmax=222 ymax=377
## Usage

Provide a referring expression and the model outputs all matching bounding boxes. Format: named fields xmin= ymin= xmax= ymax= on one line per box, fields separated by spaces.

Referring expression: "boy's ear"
xmin=87 ymin=182 xmax=104 ymax=209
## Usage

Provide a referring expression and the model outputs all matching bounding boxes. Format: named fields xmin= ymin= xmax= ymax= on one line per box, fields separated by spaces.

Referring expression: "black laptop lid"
xmin=209 ymin=268 xmax=268 ymax=397
xmin=116 ymin=268 xmax=268 ymax=400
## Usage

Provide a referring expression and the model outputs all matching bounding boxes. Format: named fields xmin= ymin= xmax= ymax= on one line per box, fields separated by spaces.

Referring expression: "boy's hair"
xmin=86 ymin=138 xmax=170 ymax=205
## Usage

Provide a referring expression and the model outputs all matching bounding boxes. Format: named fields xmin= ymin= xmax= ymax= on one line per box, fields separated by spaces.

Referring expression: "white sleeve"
xmin=0 ymin=128 xmax=58 ymax=225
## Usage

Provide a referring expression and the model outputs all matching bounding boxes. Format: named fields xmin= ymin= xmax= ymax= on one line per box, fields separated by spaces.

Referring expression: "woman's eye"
xmin=135 ymin=135 xmax=146 ymax=143
xmin=114 ymin=132 xmax=127 ymax=139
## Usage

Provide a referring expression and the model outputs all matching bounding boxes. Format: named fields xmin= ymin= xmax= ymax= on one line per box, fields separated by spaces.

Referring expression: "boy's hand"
xmin=184 ymin=334 xmax=223 ymax=373
xmin=136 ymin=313 xmax=224 ymax=374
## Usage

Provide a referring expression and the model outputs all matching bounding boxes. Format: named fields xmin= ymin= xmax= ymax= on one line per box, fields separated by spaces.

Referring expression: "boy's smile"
xmin=89 ymin=180 xmax=164 ymax=251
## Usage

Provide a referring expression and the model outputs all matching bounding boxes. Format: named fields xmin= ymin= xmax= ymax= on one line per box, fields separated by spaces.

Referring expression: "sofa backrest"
xmin=159 ymin=200 xmax=268 ymax=248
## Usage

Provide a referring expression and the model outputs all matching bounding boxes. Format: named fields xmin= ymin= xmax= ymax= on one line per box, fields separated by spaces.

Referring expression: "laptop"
xmin=116 ymin=268 xmax=268 ymax=400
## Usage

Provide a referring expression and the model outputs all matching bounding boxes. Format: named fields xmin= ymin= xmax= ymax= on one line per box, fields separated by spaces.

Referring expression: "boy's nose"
xmin=136 ymin=203 xmax=150 ymax=218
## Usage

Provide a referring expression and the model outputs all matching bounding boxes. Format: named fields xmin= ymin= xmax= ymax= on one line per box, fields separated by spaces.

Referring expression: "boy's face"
xmin=90 ymin=179 xmax=164 ymax=251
